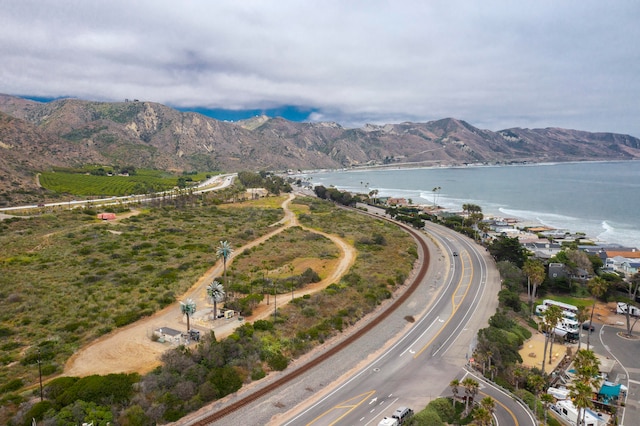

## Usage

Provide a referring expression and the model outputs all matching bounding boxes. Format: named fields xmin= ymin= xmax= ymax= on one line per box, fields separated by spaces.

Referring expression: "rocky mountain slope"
xmin=1 ymin=93 xmax=639 ymax=203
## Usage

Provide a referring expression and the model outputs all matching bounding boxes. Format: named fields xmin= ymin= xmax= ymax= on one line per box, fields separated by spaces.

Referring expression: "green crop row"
xmin=40 ymin=170 xmax=213 ymax=196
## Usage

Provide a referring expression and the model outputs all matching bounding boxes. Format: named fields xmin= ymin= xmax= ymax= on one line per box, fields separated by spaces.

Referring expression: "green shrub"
xmin=266 ymin=351 xmax=289 ymax=371
xmin=21 ymin=400 xmax=54 ymax=426
xmin=0 ymin=378 xmax=23 ymax=394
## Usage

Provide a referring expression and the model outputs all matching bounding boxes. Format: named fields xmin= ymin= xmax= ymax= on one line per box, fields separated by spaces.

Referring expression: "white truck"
xmin=378 ymin=417 xmax=399 ymax=426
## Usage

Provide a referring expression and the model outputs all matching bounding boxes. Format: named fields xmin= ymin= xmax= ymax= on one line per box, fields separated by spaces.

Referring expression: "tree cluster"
xmin=313 ymin=185 xmax=359 ymax=206
xmin=237 ymin=171 xmax=292 ymax=195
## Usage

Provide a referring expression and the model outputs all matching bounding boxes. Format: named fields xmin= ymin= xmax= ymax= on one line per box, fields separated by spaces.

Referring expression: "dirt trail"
xmin=63 ymin=194 xmax=356 ymax=377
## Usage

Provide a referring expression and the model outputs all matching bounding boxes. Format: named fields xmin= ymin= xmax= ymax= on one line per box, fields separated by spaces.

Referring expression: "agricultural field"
xmin=39 ymin=168 xmax=214 ymax=196
xmin=0 ymin=197 xmax=283 ymax=392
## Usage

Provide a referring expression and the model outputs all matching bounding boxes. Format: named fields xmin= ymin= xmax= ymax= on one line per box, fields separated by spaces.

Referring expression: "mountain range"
xmin=1 ymin=93 xmax=640 ymax=205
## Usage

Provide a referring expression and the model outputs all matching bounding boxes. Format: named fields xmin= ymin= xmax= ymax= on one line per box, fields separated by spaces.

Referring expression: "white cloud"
xmin=1 ymin=0 xmax=639 ymax=135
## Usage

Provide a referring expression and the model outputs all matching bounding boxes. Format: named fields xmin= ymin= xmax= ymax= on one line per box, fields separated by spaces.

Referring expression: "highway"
xmin=278 ymin=221 xmax=508 ymax=425
xmin=0 ymin=173 xmax=236 ymax=213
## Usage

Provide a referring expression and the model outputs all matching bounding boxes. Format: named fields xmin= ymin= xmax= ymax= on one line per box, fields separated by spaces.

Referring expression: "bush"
xmin=0 ymin=378 xmax=23 ymax=394
xmin=21 ymin=400 xmax=54 ymax=426
xmin=266 ymin=351 xmax=289 ymax=371
xmin=55 ymin=373 xmax=139 ymax=407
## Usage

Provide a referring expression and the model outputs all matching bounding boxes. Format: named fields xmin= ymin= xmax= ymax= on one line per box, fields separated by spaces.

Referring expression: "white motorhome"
xmin=616 ymin=302 xmax=640 ymax=317
xmin=551 ymin=399 xmax=606 ymax=426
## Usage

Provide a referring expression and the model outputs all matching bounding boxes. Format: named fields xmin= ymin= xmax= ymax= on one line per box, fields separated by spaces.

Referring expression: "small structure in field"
xmin=154 ymin=327 xmax=182 ymax=344
xmin=97 ymin=213 xmax=117 ymax=220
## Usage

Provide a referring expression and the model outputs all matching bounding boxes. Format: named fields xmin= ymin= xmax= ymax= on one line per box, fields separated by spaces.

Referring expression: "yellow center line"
xmin=414 ymin=251 xmax=474 ymax=358
xmin=306 ymin=390 xmax=376 ymax=426
xmin=479 ymin=391 xmax=519 ymax=425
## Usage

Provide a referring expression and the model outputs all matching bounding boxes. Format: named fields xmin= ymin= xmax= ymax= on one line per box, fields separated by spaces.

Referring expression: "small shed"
xmin=97 ymin=213 xmax=117 ymax=220
xmin=155 ymin=327 xmax=182 ymax=344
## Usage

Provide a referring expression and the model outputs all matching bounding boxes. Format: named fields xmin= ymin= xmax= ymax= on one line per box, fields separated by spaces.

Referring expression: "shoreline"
xmin=302 ymin=160 xmax=640 ymax=249
xmin=300 ymin=158 xmax=640 ymax=175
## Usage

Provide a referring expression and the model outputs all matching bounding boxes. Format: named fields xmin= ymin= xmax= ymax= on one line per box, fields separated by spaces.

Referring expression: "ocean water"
xmin=304 ymin=161 xmax=640 ymax=248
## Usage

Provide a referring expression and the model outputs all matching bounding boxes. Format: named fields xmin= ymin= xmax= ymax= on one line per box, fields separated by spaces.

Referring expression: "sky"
xmin=2 ymin=1 xmax=639 ymax=136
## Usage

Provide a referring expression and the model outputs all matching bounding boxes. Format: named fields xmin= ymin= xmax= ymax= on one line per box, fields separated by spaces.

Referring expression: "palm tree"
xmin=545 ymin=305 xmax=564 ymax=366
xmin=449 ymin=379 xmax=460 ymax=408
xmin=570 ymin=349 xmax=601 ymax=426
xmin=527 ymin=373 xmax=545 ymax=419
xmin=180 ymin=298 xmax=196 ymax=332
xmin=512 ymin=366 xmax=524 ymax=390
xmin=569 ymin=381 xmax=594 ymax=426
xmin=216 ymin=240 xmax=234 ymax=287
xmin=586 ymin=276 xmax=608 ymax=350
xmin=576 ymin=306 xmax=590 ymax=351
xmin=523 ymin=259 xmax=546 ymax=316
xmin=462 ymin=377 xmax=479 ymax=413
xmin=432 ymin=186 xmax=441 ymax=209
xmin=540 ymin=392 xmax=555 ymax=425
xmin=473 ymin=407 xmax=492 ymax=426
xmin=206 ymin=280 xmax=225 ymax=320
xmin=480 ymin=396 xmax=496 ymax=418
xmin=540 ymin=305 xmax=561 ymax=374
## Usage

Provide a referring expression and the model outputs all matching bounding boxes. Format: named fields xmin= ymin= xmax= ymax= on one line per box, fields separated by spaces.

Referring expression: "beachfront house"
xmin=523 ymin=241 xmax=563 ymax=259
xmin=548 ymin=263 xmax=568 ymax=280
xmin=621 ymin=260 xmax=640 ymax=275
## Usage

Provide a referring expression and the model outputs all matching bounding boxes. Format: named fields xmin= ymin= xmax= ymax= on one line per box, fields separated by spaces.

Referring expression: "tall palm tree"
xmin=206 ymin=280 xmax=225 ymax=320
xmin=586 ymin=276 xmax=608 ymax=350
xmin=462 ymin=377 xmax=479 ymax=413
xmin=216 ymin=240 xmax=234 ymax=287
xmin=576 ymin=306 xmax=590 ymax=351
xmin=449 ymin=379 xmax=460 ymax=408
xmin=523 ymin=259 xmax=546 ymax=316
xmin=570 ymin=349 xmax=601 ymax=426
xmin=540 ymin=305 xmax=561 ymax=374
xmin=527 ymin=373 xmax=545 ymax=419
xmin=569 ymin=381 xmax=594 ymax=426
xmin=545 ymin=305 xmax=564 ymax=365
xmin=540 ymin=393 xmax=555 ymax=425
xmin=432 ymin=186 xmax=441 ymax=209
xmin=180 ymin=298 xmax=196 ymax=332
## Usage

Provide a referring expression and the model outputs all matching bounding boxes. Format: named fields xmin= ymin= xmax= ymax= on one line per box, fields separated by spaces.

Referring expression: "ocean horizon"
xmin=304 ymin=160 xmax=640 ymax=249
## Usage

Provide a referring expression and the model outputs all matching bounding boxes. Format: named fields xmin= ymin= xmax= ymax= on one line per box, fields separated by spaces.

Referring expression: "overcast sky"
xmin=2 ymin=1 xmax=639 ymax=136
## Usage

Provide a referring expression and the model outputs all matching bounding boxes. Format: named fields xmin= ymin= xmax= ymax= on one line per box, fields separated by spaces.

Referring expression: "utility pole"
xmin=37 ymin=349 xmax=43 ymax=402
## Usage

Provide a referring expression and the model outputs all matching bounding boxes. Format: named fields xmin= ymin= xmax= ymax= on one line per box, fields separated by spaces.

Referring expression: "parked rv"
xmin=616 ymin=302 xmax=640 ymax=317
xmin=551 ymin=399 xmax=606 ymax=426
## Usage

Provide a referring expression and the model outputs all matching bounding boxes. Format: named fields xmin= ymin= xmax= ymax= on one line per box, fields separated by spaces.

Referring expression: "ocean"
xmin=304 ymin=161 xmax=640 ymax=248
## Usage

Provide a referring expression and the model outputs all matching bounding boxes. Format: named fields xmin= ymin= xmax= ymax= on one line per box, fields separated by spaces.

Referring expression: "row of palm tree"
xmin=569 ymin=349 xmax=601 ymax=426
xmin=180 ymin=241 xmax=234 ymax=331
xmin=540 ymin=304 xmax=563 ymax=375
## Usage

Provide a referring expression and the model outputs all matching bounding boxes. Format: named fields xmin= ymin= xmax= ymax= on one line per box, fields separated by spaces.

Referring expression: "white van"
xmin=391 ymin=407 xmax=414 ymax=424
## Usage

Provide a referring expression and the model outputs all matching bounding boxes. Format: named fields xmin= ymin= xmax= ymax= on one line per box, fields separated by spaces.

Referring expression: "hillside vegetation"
xmin=2 ymin=93 xmax=640 ymax=205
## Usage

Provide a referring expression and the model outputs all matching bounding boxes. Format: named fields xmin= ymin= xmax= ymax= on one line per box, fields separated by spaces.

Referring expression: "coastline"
xmin=300 ymin=158 xmax=640 ymax=175
xmin=302 ymin=160 xmax=640 ymax=249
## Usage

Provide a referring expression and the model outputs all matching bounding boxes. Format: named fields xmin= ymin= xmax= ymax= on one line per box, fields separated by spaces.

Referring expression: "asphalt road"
xmin=182 ymin=214 xmax=504 ymax=426
xmin=277 ymin=220 xmax=503 ymax=425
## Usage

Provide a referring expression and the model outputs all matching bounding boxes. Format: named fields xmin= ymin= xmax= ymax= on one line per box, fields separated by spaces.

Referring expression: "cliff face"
xmin=1 ymin=93 xmax=640 ymax=202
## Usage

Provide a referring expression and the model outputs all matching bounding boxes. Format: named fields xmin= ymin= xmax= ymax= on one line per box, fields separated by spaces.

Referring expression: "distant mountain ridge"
xmin=1 ymin=93 xmax=640 ymax=204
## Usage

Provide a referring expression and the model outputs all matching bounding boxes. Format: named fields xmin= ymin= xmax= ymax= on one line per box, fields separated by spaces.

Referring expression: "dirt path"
xmin=63 ymin=193 xmax=356 ymax=377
